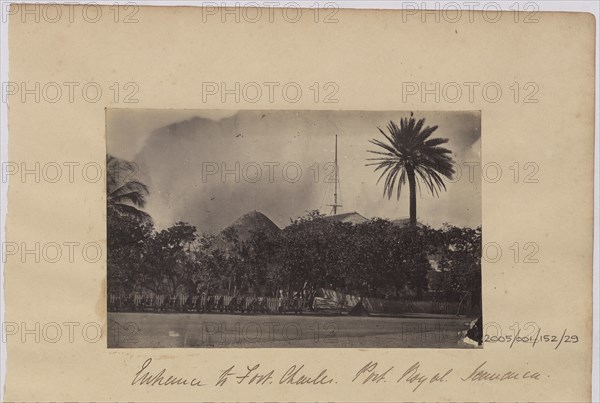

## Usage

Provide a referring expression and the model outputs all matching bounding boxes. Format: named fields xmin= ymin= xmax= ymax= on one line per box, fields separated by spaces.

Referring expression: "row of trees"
xmin=108 ymin=205 xmax=481 ymax=305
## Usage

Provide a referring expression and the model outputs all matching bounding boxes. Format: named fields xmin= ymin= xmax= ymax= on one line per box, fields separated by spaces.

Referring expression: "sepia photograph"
xmin=106 ymin=109 xmax=482 ymax=348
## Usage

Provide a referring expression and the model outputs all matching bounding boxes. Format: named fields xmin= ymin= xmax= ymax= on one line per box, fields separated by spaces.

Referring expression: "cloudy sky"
xmin=107 ymin=109 xmax=481 ymax=232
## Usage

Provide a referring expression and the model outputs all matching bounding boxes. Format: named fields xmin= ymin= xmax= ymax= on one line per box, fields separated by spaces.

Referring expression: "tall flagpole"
xmin=328 ymin=135 xmax=342 ymax=215
xmin=333 ymin=135 xmax=338 ymax=214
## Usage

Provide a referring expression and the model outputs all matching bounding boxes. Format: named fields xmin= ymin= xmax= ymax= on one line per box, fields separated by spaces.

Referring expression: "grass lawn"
xmin=108 ymin=312 xmax=479 ymax=348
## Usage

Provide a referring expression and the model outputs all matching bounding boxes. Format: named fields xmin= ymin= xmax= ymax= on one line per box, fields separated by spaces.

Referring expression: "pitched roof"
xmin=391 ymin=218 xmax=425 ymax=228
xmin=323 ymin=211 xmax=369 ymax=223
xmin=221 ymin=210 xmax=281 ymax=242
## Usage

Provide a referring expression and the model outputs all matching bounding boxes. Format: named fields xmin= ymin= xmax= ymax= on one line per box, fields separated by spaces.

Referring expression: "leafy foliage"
xmin=109 ymin=210 xmax=481 ymax=304
xmin=107 ymin=157 xmax=480 ymax=305
xmin=429 ymin=225 xmax=482 ymax=305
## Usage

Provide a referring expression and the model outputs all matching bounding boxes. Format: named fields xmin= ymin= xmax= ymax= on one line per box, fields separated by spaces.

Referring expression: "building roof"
xmin=221 ymin=210 xmax=281 ymax=242
xmin=391 ymin=218 xmax=425 ymax=228
xmin=323 ymin=211 xmax=369 ymax=224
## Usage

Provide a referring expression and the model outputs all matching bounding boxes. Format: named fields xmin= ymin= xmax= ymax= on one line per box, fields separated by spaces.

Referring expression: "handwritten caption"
xmin=130 ymin=358 xmax=541 ymax=392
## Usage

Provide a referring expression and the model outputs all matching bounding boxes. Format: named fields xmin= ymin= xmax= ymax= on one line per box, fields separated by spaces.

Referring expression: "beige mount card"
xmin=1 ymin=4 xmax=596 ymax=402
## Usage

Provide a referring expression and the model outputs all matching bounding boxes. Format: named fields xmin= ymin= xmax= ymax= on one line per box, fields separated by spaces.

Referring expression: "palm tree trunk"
xmin=407 ymin=166 xmax=417 ymax=226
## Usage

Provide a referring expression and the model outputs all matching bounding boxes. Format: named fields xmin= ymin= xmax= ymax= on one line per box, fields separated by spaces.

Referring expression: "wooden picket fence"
xmin=109 ymin=293 xmax=286 ymax=312
xmin=109 ymin=293 xmax=468 ymax=315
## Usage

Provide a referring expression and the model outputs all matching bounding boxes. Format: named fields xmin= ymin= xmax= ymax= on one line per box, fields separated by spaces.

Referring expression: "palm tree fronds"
xmin=108 ymin=203 xmax=152 ymax=223
xmin=107 ymin=154 xmax=151 ymax=219
xmin=366 ymin=114 xmax=457 ymax=223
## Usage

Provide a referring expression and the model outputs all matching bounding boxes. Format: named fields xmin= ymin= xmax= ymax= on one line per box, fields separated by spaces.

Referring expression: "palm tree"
xmin=106 ymin=154 xmax=151 ymax=222
xmin=367 ymin=113 xmax=455 ymax=226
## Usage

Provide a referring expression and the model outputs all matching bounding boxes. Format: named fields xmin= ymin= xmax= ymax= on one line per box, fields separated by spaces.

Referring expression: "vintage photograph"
xmin=106 ymin=109 xmax=482 ymax=348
